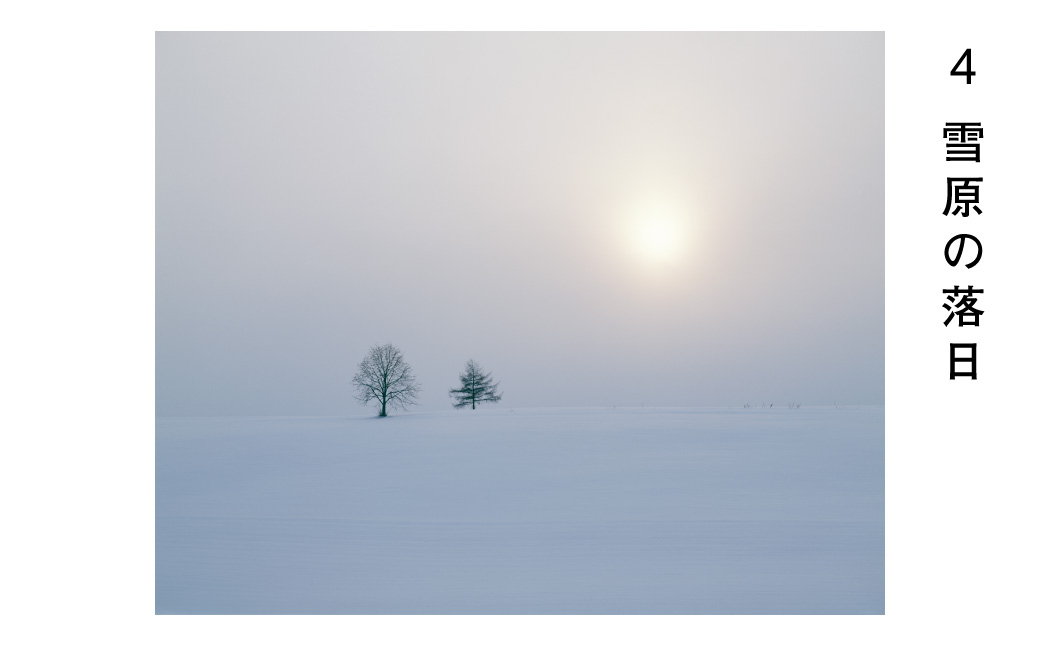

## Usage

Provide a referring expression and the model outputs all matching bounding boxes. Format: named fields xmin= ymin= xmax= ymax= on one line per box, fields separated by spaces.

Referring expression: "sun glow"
xmin=627 ymin=199 xmax=691 ymax=265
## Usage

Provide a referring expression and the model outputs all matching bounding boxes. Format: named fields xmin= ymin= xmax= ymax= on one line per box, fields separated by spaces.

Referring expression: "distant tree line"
xmin=352 ymin=343 xmax=502 ymax=417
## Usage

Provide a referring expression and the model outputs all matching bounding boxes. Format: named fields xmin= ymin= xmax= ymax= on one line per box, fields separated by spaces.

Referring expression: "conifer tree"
xmin=449 ymin=359 xmax=502 ymax=410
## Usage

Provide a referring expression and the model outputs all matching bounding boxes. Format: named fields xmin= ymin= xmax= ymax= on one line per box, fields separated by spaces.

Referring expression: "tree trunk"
xmin=472 ymin=399 xmax=475 ymax=410
xmin=380 ymin=400 xmax=387 ymax=417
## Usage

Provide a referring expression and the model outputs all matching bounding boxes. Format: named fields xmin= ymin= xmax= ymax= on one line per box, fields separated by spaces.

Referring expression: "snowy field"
xmin=156 ymin=407 xmax=883 ymax=614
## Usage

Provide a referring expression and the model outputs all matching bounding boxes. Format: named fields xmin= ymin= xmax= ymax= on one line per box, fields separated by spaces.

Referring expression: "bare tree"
xmin=449 ymin=359 xmax=502 ymax=410
xmin=352 ymin=343 xmax=420 ymax=417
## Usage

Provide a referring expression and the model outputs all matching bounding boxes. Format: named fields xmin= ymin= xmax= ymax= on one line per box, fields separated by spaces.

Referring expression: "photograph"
xmin=155 ymin=31 xmax=884 ymax=614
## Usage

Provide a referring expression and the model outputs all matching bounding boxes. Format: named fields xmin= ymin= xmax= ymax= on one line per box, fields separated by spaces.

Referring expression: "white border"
xmin=4 ymin=1 xmax=1038 ymax=644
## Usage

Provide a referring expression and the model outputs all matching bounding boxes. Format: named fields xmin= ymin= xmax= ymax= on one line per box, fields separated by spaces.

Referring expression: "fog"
xmin=156 ymin=32 xmax=883 ymax=416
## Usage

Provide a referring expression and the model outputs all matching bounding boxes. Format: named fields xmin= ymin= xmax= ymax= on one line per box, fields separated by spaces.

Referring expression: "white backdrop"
xmin=2 ymin=1 xmax=1038 ymax=645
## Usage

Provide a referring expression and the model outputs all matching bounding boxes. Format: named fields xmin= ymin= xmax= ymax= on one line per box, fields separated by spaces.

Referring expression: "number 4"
xmin=951 ymin=49 xmax=975 ymax=84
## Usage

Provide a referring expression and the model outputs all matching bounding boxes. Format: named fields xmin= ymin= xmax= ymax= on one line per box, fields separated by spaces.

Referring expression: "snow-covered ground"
xmin=156 ymin=407 xmax=883 ymax=614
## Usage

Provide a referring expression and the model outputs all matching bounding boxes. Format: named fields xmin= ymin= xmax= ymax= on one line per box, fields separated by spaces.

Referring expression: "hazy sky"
xmin=156 ymin=32 xmax=883 ymax=416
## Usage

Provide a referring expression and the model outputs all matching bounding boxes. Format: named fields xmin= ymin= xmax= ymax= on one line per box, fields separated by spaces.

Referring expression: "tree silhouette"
xmin=352 ymin=343 xmax=420 ymax=417
xmin=449 ymin=359 xmax=502 ymax=410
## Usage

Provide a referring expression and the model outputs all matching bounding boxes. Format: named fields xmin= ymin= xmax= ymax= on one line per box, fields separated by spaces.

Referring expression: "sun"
xmin=635 ymin=216 xmax=681 ymax=262
xmin=627 ymin=199 xmax=690 ymax=265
